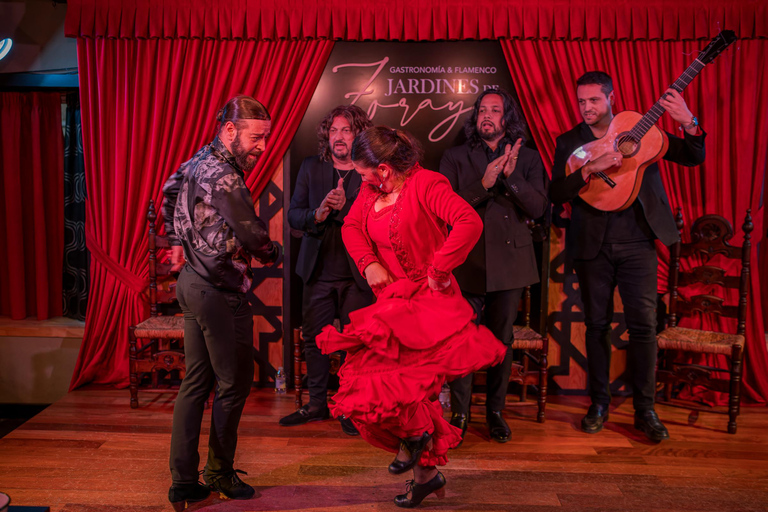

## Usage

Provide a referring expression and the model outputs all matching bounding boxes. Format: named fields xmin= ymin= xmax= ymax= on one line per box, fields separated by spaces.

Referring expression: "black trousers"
xmin=170 ymin=266 xmax=255 ymax=484
xmin=573 ymin=240 xmax=659 ymax=412
xmin=450 ymin=287 xmax=524 ymax=415
xmin=302 ymin=278 xmax=372 ymax=407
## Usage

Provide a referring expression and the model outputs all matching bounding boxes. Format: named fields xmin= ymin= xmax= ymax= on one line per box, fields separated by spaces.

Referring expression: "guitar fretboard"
xmin=628 ymin=59 xmax=706 ymax=142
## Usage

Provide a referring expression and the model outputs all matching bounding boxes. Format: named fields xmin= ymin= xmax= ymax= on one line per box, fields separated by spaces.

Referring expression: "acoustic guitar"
xmin=565 ymin=30 xmax=737 ymax=212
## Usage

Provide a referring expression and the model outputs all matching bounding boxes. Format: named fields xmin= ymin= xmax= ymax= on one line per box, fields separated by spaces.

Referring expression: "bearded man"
xmin=162 ymin=95 xmax=281 ymax=508
xmin=439 ymin=88 xmax=549 ymax=445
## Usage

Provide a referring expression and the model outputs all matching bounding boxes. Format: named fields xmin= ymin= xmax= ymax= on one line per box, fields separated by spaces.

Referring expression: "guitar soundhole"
xmin=615 ymin=132 xmax=639 ymax=157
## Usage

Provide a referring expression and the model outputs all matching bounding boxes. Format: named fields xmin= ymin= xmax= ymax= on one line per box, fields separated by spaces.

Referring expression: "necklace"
xmin=335 ymin=168 xmax=352 ymax=182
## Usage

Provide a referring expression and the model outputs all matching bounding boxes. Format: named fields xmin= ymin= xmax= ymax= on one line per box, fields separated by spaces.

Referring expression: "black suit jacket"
xmin=287 ymin=156 xmax=368 ymax=289
xmin=439 ymin=142 xmax=549 ymax=294
xmin=550 ymin=122 xmax=706 ymax=260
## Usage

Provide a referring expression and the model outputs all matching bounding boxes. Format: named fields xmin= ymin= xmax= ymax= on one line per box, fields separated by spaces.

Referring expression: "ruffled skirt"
xmin=317 ymin=278 xmax=506 ymax=466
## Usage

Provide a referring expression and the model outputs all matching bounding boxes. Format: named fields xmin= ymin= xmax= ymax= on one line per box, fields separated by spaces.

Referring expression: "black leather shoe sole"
xmin=279 ymin=407 xmax=330 ymax=426
xmin=489 ymin=431 xmax=510 ymax=443
xmin=169 ymin=482 xmax=211 ymax=511
xmin=581 ymin=413 xmax=608 ymax=434
xmin=339 ymin=417 xmax=360 ymax=436
xmin=634 ymin=419 xmax=670 ymax=442
xmin=487 ymin=412 xmax=511 ymax=443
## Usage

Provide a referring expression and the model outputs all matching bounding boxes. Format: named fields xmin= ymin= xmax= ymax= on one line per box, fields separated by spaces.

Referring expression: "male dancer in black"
xmin=163 ymin=95 xmax=281 ymax=509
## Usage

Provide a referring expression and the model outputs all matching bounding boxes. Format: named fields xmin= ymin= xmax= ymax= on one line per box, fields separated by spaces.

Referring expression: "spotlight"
xmin=0 ymin=39 xmax=12 ymax=61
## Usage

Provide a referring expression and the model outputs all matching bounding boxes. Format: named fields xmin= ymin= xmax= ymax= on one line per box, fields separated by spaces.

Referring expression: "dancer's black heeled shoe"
xmin=388 ymin=432 xmax=432 ymax=475
xmin=168 ymin=482 xmax=211 ymax=511
xmin=394 ymin=471 xmax=446 ymax=508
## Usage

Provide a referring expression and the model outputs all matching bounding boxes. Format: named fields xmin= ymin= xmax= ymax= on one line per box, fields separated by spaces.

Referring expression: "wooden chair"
xmin=470 ymin=217 xmax=550 ymax=423
xmin=293 ymin=327 xmax=342 ymax=408
xmin=656 ymin=208 xmax=753 ymax=434
xmin=128 ymin=200 xmax=186 ymax=408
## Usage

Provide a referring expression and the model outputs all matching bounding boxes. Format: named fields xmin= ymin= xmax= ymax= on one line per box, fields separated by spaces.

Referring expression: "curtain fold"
xmin=502 ymin=38 xmax=768 ymax=403
xmin=64 ymin=0 xmax=768 ymax=41
xmin=0 ymin=92 xmax=64 ymax=321
xmin=69 ymin=37 xmax=334 ymax=389
xmin=63 ymin=92 xmax=89 ymax=321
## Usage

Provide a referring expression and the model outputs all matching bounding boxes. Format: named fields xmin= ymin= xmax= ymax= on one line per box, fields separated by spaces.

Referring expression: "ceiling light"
xmin=0 ymin=39 xmax=12 ymax=61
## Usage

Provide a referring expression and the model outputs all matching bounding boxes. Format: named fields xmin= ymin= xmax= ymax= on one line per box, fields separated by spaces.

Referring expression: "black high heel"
xmin=394 ymin=471 xmax=446 ymax=508
xmin=388 ymin=432 xmax=432 ymax=475
xmin=168 ymin=481 xmax=211 ymax=511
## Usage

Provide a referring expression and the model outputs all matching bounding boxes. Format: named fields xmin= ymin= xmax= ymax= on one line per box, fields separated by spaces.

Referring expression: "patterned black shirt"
xmin=162 ymin=137 xmax=279 ymax=293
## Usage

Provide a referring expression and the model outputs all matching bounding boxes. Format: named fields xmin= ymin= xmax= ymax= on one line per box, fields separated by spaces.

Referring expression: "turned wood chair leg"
xmin=537 ymin=340 xmax=548 ymax=424
xmin=520 ymin=353 xmax=529 ymax=402
xmin=728 ymin=344 xmax=743 ymax=434
xmin=129 ymin=327 xmax=139 ymax=409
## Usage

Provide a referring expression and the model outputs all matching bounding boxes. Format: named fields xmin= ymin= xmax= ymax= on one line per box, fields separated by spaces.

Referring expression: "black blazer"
xmin=439 ymin=142 xmax=549 ymax=294
xmin=287 ymin=156 xmax=368 ymax=289
xmin=550 ymin=122 xmax=706 ymax=260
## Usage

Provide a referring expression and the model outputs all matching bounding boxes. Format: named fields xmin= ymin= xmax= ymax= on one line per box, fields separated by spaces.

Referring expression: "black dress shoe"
xmin=581 ymin=404 xmax=609 ymax=434
xmin=394 ymin=471 xmax=446 ymax=508
xmin=339 ymin=416 xmax=360 ymax=436
xmin=388 ymin=432 xmax=432 ymax=475
xmin=279 ymin=404 xmax=330 ymax=426
xmin=486 ymin=411 xmax=511 ymax=443
xmin=204 ymin=469 xmax=257 ymax=500
xmin=634 ymin=409 xmax=670 ymax=442
xmin=168 ymin=482 xmax=210 ymax=512
xmin=449 ymin=413 xmax=468 ymax=448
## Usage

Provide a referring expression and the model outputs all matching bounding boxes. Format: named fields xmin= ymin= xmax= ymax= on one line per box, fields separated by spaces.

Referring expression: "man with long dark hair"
xmin=279 ymin=105 xmax=373 ymax=432
xmin=439 ymin=88 xmax=549 ymax=444
xmin=162 ymin=95 xmax=281 ymax=510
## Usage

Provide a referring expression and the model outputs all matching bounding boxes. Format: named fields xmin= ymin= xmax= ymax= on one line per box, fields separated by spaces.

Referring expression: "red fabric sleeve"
xmin=418 ymin=172 xmax=483 ymax=277
xmin=341 ymin=186 xmax=380 ymax=278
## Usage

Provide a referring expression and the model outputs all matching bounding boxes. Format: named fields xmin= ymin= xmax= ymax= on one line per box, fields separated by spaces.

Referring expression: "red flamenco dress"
xmin=316 ymin=166 xmax=506 ymax=467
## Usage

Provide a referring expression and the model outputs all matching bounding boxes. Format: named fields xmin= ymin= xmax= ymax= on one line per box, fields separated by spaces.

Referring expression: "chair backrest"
xmin=667 ymin=208 xmax=753 ymax=336
xmin=147 ymin=199 xmax=179 ymax=317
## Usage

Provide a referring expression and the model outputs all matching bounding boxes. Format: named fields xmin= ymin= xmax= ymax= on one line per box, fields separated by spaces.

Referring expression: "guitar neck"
xmin=629 ymin=58 xmax=707 ymax=141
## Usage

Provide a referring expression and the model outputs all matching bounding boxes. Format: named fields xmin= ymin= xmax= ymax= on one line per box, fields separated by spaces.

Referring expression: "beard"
xmin=478 ymin=121 xmax=504 ymax=142
xmin=331 ymin=142 xmax=350 ymax=160
xmin=231 ymin=135 xmax=261 ymax=172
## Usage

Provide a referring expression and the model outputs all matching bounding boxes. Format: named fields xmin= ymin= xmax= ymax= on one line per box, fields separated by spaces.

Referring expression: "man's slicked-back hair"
xmin=317 ymin=105 xmax=373 ymax=162
xmin=576 ymin=71 xmax=614 ymax=97
xmin=216 ymin=95 xmax=271 ymax=132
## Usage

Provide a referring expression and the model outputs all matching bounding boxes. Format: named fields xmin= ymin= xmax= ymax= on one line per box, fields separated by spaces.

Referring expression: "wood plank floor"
xmin=1 ymin=388 xmax=767 ymax=511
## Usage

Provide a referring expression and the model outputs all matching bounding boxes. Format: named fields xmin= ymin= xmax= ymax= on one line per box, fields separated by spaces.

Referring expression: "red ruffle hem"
xmin=317 ymin=278 xmax=506 ymax=467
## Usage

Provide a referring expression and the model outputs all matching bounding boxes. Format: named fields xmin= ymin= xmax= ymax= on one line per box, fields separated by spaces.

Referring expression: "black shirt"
xmin=314 ymin=168 xmax=354 ymax=281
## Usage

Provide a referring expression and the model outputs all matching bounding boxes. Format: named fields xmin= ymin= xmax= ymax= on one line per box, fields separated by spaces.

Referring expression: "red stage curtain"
xmin=0 ymin=93 xmax=64 ymax=320
xmin=64 ymin=0 xmax=767 ymax=41
xmin=502 ymin=39 xmax=768 ymax=403
xmin=69 ymin=38 xmax=333 ymax=389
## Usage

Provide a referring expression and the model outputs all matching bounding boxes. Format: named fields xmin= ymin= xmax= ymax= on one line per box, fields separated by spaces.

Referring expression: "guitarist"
xmin=550 ymin=71 xmax=705 ymax=442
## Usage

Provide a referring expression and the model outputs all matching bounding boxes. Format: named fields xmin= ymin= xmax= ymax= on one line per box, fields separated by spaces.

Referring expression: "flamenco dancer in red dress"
xmin=317 ymin=127 xmax=507 ymax=508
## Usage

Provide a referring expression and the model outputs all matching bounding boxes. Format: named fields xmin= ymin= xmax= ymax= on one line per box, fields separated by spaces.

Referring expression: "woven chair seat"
xmin=133 ymin=315 xmax=184 ymax=339
xmin=511 ymin=325 xmax=545 ymax=350
xmin=657 ymin=326 xmax=744 ymax=355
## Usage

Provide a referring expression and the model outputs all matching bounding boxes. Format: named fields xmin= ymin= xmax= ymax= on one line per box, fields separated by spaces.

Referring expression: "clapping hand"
xmin=314 ymin=178 xmax=346 ymax=223
xmin=502 ymin=139 xmax=523 ymax=178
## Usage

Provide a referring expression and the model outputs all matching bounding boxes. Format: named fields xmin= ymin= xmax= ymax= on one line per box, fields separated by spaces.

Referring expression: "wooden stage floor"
xmin=1 ymin=388 xmax=767 ymax=511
